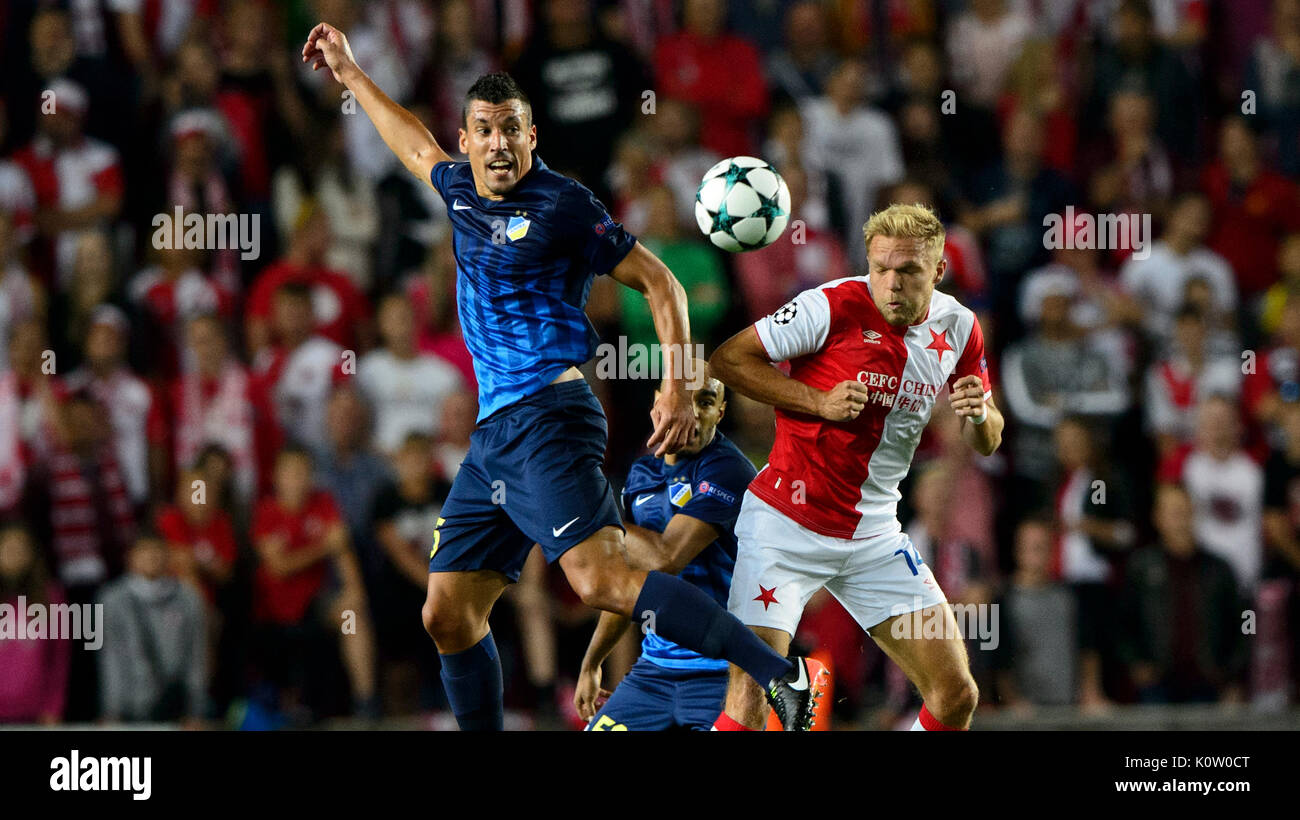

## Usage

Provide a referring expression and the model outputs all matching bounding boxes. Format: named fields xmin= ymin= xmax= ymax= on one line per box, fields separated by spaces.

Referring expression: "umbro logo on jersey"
xmin=863 ymin=329 xmax=882 ymax=344
xmin=452 ymin=200 xmax=473 ymax=211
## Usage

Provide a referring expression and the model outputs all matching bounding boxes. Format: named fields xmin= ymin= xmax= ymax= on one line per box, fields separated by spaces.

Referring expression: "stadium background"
xmin=1 ymin=0 xmax=1298 ymax=730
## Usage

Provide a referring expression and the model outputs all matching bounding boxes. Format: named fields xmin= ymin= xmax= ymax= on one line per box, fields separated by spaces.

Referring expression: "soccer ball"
xmin=694 ymin=156 xmax=791 ymax=252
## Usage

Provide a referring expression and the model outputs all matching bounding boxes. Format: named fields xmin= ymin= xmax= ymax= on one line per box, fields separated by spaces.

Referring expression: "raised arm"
xmin=609 ymin=242 xmax=697 ymax=456
xmin=302 ymin=22 xmax=451 ymax=186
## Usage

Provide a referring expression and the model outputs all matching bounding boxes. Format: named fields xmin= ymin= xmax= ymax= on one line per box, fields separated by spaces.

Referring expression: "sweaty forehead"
xmin=466 ymin=100 xmax=528 ymax=124
xmin=867 ymin=236 xmax=932 ymax=268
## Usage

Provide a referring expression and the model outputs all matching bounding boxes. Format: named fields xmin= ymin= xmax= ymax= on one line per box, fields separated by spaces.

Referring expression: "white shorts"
xmin=728 ymin=491 xmax=948 ymax=636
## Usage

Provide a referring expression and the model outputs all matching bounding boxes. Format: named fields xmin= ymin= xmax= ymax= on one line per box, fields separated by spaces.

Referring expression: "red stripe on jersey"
xmin=947 ymin=313 xmax=992 ymax=397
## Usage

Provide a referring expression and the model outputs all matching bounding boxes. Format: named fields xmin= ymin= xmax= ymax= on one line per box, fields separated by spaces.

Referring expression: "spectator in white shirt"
xmin=800 ymin=59 xmax=904 ymax=269
xmin=1118 ymin=192 xmax=1237 ymax=345
xmin=945 ymin=0 xmax=1034 ymax=109
xmin=357 ymin=293 xmax=463 ymax=455
xmin=1144 ymin=305 xmax=1242 ymax=459
xmin=1175 ymin=395 xmax=1265 ymax=595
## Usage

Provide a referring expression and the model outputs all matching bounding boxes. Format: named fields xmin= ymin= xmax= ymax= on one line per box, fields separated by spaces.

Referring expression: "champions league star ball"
xmin=694 ymin=156 xmax=791 ymax=252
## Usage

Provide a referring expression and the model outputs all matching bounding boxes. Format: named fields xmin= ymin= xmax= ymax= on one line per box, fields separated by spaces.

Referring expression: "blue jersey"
xmin=622 ymin=432 xmax=757 ymax=671
xmin=430 ymin=156 xmax=637 ymax=421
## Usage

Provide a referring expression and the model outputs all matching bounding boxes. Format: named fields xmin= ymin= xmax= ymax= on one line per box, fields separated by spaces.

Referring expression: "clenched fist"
xmin=818 ymin=380 xmax=870 ymax=421
xmin=949 ymin=375 xmax=987 ymax=421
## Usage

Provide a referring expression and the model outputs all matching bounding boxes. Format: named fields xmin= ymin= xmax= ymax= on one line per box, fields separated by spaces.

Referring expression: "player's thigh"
xmin=492 ymin=381 xmax=623 ymax=564
xmin=866 ymin=604 xmax=972 ymax=702
xmin=727 ymin=491 xmax=839 ymax=639
xmin=586 ymin=662 xmax=675 ymax=732
xmin=430 ymin=455 xmax=535 ymax=582
xmin=825 ymin=531 xmax=968 ymax=696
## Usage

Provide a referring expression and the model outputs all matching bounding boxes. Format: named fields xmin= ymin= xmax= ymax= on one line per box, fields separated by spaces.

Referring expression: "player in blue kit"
xmin=302 ymin=23 xmax=821 ymax=731
xmin=575 ymin=377 xmax=758 ymax=731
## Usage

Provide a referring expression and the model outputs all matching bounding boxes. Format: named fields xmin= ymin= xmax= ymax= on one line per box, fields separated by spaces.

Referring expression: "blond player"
xmin=708 ymin=203 xmax=1004 ymax=731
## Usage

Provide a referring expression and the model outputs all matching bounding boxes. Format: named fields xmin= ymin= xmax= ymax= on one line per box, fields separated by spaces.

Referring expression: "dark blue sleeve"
xmin=554 ymin=181 xmax=637 ymax=276
xmin=429 ymin=161 xmax=462 ymax=199
xmin=679 ymin=452 xmax=756 ymax=532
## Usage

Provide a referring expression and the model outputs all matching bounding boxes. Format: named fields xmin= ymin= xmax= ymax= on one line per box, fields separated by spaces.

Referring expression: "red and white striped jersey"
xmin=750 ymin=277 xmax=992 ymax=540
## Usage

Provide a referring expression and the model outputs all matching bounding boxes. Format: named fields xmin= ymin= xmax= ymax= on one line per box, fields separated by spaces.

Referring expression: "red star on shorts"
xmin=754 ymin=585 xmax=779 ymax=610
xmin=925 ymin=328 xmax=952 ymax=359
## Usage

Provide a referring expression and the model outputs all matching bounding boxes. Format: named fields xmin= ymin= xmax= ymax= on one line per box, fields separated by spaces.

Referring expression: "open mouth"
xmin=487 ymin=159 xmax=513 ymax=174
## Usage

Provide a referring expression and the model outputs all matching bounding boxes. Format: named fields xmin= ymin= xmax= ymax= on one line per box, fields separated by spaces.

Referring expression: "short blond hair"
xmin=862 ymin=203 xmax=946 ymax=267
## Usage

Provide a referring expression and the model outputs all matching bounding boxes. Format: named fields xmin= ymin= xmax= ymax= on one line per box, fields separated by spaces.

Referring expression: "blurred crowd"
xmin=1 ymin=0 xmax=1299 ymax=728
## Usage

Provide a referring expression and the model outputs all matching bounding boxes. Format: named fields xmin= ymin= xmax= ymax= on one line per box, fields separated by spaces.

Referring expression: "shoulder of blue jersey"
xmin=622 ymin=455 xmax=663 ymax=495
xmin=687 ymin=436 xmax=757 ymax=507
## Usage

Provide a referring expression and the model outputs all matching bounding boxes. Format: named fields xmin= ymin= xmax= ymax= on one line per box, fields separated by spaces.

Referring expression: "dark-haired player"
xmin=575 ymin=376 xmax=776 ymax=731
xmin=301 ymin=23 xmax=820 ymax=731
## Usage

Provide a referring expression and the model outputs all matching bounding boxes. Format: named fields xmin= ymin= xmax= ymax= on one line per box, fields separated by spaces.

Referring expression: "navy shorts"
xmin=586 ymin=658 xmax=728 ymax=731
xmin=428 ymin=379 xmax=623 ymax=582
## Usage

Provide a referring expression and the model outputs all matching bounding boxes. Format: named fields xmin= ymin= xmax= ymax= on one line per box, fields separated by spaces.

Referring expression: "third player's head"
xmin=862 ymin=203 xmax=947 ymax=327
xmin=460 ymin=72 xmax=536 ymax=198
xmin=656 ymin=376 xmax=726 ymax=459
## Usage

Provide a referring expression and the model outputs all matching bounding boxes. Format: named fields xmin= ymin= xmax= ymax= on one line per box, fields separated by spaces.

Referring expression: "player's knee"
xmin=561 ymin=540 xmax=637 ymax=614
xmin=569 ymin=571 xmax=620 ymax=613
xmin=931 ymin=674 xmax=979 ymax=723
xmin=421 ymin=598 xmax=472 ymax=648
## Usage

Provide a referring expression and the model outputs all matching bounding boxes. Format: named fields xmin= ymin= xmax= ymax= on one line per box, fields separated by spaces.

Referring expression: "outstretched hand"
xmin=301 ymin=22 xmax=358 ymax=84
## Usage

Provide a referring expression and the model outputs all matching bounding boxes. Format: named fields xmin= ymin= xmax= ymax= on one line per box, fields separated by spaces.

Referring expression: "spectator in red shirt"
xmin=156 ymin=466 xmax=236 ymax=606
xmin=215 ymin=0 xmax=311 ymax=208
xmin=149 ymin=313 xmax=257 ymax=507
xmin=249 ymin=282 xmax=347 ymax=488
xmin=652 ymin=0 xmax=768 ymax=158
xmin=1203 ymin=117 xmax=1300 ymax=299
xmin=245 ymin=207 xmax=373 ymax=355
xmin=404 ymin=238 xmax=476 ymax=389
xmin=251 ymin=446 xmax=376 ymax=718
xmin=129 ymin=242 xmax=234 ymax=379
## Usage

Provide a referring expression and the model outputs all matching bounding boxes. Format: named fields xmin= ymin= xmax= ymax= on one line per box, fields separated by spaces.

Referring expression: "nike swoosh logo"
xmin=452 ymin=200 xmax=473 ymax=211
xmin=790 ymin=659 xmax=809 ymax=691
xmin=552 ymin=516 xmax=581 ymax=537
xmin=634 ymin=494 xmax=654 ymax=506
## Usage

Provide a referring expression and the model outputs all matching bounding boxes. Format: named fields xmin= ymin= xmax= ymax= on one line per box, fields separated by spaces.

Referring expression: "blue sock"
xmin=439 ymin=633 xmax=504 ymax=731
xmin=634 ymin=571 xmax=792 ymax=685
